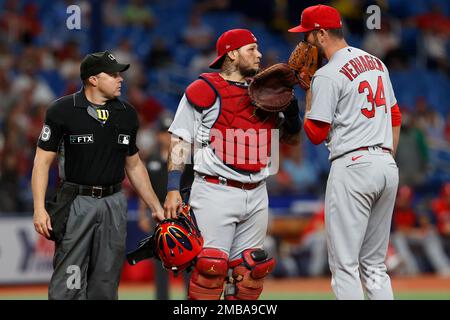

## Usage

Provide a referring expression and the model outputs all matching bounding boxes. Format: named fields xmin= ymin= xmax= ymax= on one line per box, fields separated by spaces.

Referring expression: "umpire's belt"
xmin=63 ymin=181 xmax=122 ymax=199
xmin=201 ymin=174 xmax=262 ymax=190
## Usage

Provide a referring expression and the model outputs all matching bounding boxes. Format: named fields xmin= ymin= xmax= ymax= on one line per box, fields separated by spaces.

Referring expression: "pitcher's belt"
xmin=334 ymin=146 xmax=392 ymax=161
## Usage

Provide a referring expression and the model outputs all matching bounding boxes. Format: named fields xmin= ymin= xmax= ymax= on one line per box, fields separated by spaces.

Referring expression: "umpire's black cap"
xmin=80 ymin=51 xmax=130 ymax=79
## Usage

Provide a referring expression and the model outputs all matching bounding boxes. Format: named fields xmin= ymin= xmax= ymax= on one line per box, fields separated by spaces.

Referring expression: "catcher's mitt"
xmin=248 ymin=63 xmax=297 ymax=112
xmin=288 ymin=41 xmax=322 ymax=90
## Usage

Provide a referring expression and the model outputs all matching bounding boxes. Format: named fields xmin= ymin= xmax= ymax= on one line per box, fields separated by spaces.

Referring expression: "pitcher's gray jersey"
xmin=169 ymin=95 xmax=273 ymax=183
xmin=306 ymin=47 xmax=397 ymax=160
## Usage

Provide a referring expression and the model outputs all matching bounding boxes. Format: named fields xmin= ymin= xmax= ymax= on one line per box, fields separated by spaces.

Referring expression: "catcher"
xmin=163 ymin=28 xmax=309 ymax=300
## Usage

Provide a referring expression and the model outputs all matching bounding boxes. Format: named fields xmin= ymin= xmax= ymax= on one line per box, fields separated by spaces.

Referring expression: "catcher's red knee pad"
xmin=188 ymin=248 xmax=229 ymax=300
xmin=225 ymin=248 xmax=275 ymax=300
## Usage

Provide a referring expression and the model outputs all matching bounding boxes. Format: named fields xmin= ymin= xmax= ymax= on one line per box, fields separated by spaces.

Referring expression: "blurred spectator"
xmin=197 ymin=0 xmax=231 ymax=13
xmin=230 ymin=0 xmax=274 ymax=26
xmin=112 ymin=38 xmax=145 ymax=85
xmin=188 ymin=46 xmax=216 ymax=77
xmin=127 ymin=84 xmax=164 ymax=126
xmin=266 ymin=143 xmax=293 ymax=196
xmin=330 ymin=0 xmax=365 ymax=35
xmin=0 ymin=144 xmax=19 ymax=212
xmin=282 ymin=142 xmax=320 ymax=195
xmin=146 ymin=38 xmax=174 ymax=69
xmin=0 ymin=67 xmax=17 ymax=125
xmin=0 ymin=1 xmax=42 ymax=45
xmin=182 ymin=11 xmax=214 ymax=50
xmin=414 ymin=5 xmax=450 ymax=74
xmin=445 ymin=114 xmax=450 ymax=146
xmin=260 ymin=49 xmax=281 ymax=69
xmin=391 ymin=185 xmax=450 ymax=276
xmin=269 ymin=1 xmax=291 ymax=34
xmin=384 ymin=48 xmax=411 ymax=71
xmin=123 ymin=0 xmax=156 ymax=28
xmin=11 ymin=47 xmax=55 ymax=106
xmin=414 ymin=97 xmax=447 ymax=148
xmin=362 ymin=19 xmax=400 ymax=60
xmin=431 ymin=183 xmax=450 ymax=256
xmin=57 ymin=40 xmax=82 ymax=82
xmin=395 ymin=110 xmax=429 ymax=187
xmin=103 ymin=0 xmax=125 ymax=27
xmin=292 ymin=208 xmax=328 ymax=277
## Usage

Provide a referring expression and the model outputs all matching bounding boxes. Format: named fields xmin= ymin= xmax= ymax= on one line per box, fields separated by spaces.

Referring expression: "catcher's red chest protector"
xmin=186 ymin=73 xmax=277 ymax=173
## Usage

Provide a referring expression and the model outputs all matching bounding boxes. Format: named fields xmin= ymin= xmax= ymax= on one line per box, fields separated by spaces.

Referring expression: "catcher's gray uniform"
xmin=307 ymin=47 xmax=399 ymax=299
xmin=169 ymin=94 xmax=271 ymax=260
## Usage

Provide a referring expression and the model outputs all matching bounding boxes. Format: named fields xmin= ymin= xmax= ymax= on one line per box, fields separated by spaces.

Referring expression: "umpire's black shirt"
xmin=38 ymin=89 xmax=139 ymax=186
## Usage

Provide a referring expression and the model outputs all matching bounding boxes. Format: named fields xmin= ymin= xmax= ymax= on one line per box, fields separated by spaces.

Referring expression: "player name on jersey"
xmin=339 ymin=54 xmax=384 ymax=82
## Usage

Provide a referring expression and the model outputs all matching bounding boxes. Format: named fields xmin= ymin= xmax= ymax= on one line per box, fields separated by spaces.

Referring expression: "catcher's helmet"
xmin=154 ymin=204 xmax=204 ymax=272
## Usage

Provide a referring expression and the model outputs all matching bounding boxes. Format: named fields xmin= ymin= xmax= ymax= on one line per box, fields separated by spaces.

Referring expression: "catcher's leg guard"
xmin=225 ymin=249 xmax=275 ymax=300
xmin=188 ymin=248 xmax=229 ymax=300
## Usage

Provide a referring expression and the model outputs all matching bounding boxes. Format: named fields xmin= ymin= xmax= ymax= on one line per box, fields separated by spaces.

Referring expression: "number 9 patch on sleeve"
xmin=40 ymin=125 xmax=51 ymax=142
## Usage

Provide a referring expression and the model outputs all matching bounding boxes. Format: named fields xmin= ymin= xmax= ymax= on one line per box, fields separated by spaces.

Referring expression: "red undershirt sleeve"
xmin=304 ymin=118 xmax=331 ymax=145
xmin=391 ymin=103 xmax=402 ymax=127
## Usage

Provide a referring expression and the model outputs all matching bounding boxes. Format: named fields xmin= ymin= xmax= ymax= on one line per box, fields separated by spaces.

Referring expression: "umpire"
xmin=31 ymin=51 xmax=164 ymax=300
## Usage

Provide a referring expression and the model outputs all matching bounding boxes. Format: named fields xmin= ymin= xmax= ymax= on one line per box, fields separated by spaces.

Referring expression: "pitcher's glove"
xmin=288 ymin=41 xmax=322 ymax=91
xmin=248 ymin=63 xmax=297 ymax=113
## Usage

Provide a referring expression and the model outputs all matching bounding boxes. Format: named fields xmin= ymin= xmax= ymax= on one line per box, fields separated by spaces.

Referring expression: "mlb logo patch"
xmin=118 ymin=134 xmax=130 ymax=145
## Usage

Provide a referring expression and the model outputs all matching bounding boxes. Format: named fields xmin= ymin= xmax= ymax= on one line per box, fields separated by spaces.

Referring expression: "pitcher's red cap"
xmin=289 ymin=4 xmax=342 ymax=33
xmin=209 ymin=29 xmax=258 ymax=69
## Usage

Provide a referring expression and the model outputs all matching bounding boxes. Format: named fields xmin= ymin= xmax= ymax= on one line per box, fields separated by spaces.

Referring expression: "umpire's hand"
xmin=34 ymin=208 xmax=52 ymax=239
xmin=164 ymin=190 xmax=182 ymax=219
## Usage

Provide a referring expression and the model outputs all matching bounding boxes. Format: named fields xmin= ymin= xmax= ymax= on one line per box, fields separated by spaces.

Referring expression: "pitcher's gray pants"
xmin=325 ymin=147 xmax=399 ymax=300
xmin=48 ymin=191 xmax=128 ymax=300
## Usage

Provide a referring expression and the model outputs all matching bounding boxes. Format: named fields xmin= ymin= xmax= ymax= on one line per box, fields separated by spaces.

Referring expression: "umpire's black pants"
xmin=48 ymin=191 xmax=127 ymax=300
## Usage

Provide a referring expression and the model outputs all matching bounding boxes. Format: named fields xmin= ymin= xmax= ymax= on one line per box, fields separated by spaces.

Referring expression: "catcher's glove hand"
xmin=248 ymin=63 xmax=297 ymax=113
xmin=288 ymin=41 xmax=322 ymax=91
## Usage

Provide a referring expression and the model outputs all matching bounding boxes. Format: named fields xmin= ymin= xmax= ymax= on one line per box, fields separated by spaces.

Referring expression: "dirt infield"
xmin=264 ymin=275 xmax=450 ymax=292
xmin=1 ymin=275 xmax=449 ymax=299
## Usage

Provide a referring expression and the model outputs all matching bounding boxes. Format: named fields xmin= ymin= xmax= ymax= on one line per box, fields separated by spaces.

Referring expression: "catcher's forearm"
xmin=168 ymin=136 xmax=191 ymax=171
xmin=167 ymin=136 xmax=191 ymax=191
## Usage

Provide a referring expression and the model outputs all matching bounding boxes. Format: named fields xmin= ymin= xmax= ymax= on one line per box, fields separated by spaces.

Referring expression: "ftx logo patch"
xmin=118 ymin=134 xmax=130 ymax=145
xmin=70 ymin=134 xmax=94 ymax=144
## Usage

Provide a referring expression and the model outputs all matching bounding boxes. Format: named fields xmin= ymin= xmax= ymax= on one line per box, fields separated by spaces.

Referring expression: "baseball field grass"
xmin=1 ymin=276 xmax=450 ymax=300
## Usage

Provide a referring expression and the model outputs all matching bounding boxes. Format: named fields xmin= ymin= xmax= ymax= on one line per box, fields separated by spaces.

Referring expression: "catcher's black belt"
xmin=201 ymin=174 xmax=263 ymax=190
xmin=63 ymin=181 xmax=122 ymax=199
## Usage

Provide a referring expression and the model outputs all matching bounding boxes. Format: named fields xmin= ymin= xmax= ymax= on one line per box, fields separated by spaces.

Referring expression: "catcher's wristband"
xmin=167 ymin=170 xmax=182 ymax=192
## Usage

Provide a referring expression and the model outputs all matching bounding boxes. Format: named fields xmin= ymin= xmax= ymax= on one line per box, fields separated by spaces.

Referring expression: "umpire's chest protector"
xmin=186 ymin=72 xmax=277 ymax=173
